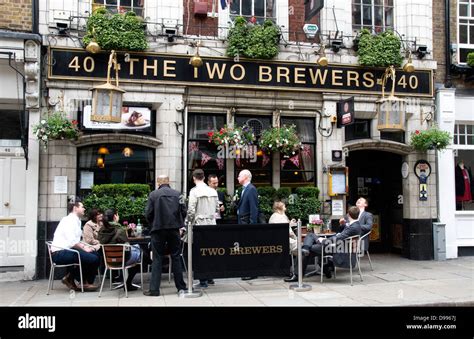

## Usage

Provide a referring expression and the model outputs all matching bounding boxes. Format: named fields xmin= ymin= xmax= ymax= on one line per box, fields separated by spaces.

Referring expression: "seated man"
xmin=51 ymin=201 xmax=100 ymax=291
xmin=284 ymin=206 xmax=361 ymax=282
xmin=339 ymin=197 xmax=373 ymax=253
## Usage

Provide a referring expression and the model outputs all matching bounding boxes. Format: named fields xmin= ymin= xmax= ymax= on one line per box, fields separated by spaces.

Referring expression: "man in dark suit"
xmin=236 ymin=169 xmax=259 ymax=224
xmin=339 ymin=197 xmax=373 ymax=252
xmin=144 ymin=175 xmax=187 ymax=296
xmin=284 ymin=206 xmax=361 ymax=282
xmin=236 ymin=170 xmax=259 ymax=281
xmin=208 ymin=174 xmax=225 ymax=221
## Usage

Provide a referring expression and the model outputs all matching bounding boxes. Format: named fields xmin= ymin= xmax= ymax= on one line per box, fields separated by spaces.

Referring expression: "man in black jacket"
xmin=144 ymin=175 xmax=187 ymax=296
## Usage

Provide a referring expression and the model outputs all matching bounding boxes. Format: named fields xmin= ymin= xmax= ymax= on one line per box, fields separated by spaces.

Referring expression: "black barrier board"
xmin=192 ymin=223 xmax=290 ymax=279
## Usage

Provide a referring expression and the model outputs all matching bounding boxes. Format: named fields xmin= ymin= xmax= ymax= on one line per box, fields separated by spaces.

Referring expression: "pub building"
xmin=2 ymin=0 xmax=454 ymax=280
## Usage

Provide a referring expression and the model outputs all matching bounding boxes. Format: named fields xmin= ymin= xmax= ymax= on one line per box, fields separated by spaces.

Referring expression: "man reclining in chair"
xmin=284 ymin=206 xmax=361 ymax=282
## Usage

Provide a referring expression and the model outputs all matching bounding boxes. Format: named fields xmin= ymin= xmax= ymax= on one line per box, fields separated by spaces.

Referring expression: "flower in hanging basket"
xmin=208 ymin=124 xmax=255 ymax=148
xmin=33 ymin=111 xmax=80 ymax=149
xmin=409 ymin=125 xmax=452 ymax=152
xmin=259 ymin=125 xmax=302 ymax=156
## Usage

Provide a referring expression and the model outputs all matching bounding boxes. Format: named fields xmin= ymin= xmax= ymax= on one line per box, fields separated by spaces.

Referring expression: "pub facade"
xmin=1 ymin=0 xmax=443 ymax=279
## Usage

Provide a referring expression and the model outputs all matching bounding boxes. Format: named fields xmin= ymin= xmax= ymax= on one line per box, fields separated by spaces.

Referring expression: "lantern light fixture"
xmin=90 ymin=50 xmax=126 ymax=123
xmin=189 ymin=41 xmax=203 ymax=68
xmin=97 ymin=146 xmax=110 ymax=155
xmin=317 ymin=43 xmax=329 ymax=67
xmin=376 ymin=65 xmax=406 ymax=132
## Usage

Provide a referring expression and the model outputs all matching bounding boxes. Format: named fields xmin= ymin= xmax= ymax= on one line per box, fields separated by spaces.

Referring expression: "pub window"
xmin=458 ymin=0 xmax=474 ymax=63
xmin=345 ymin=119 xmax=371 ymax=141
xmin=380 ymin=131 xmax=405 ymax=143
xmin=352 ymin=0 xmax=393 ymax=33
xmin=92 ymin=0 xmax=144 ymax=16
xmin=77 ymin=144 xmax=154 ymax=197
xmin=234 ymin=115 xmax=272 ymax=187
xmin=454 ymin=124 xmax=474 ymax=145
xmin=280 ymin=117 xmax=316 ymax=188
xmin=454 ymin=149 xmax=474 ymax=211
xmin=0 ymin=110 xmax=22 ymax=145
xmin=187 ymin=114 xmax=227 ymax=192
xmin=230 ymin=0 xmax=275 ymax=24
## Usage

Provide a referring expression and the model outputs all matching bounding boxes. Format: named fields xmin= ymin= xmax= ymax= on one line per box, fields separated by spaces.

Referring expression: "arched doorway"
xmin=346 ymin=150 xmax=403 ymax=253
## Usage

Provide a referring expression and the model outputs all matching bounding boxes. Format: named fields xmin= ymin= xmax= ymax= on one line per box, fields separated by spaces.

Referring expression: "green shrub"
xmin=357 ymin=29 xmax=403 ymax=67
xmin=295 ymin=187 xmax=320 ymax=199
xmin=286 ymin=196 xmax=321 ymax=224
xmin=83 ymin=184 xmax=150 ymax=224
xmin=276 ymin=187 xmax=291 ymax=201
xmin=467 ymin=52 xmax=474 ymax=67
xmin=83 ymin=9 xmax=148 ymax=51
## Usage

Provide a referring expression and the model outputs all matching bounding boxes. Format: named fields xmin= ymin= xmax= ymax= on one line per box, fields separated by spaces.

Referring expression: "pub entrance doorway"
xmin=346 ymin=150 xmax=403 ymax=253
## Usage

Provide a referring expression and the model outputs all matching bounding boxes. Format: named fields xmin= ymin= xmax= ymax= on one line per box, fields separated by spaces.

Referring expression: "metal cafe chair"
xmin=320 ymin=234 xmax=363 ymax=286
xmin=358 ymin=231 xmax=374 ymax=271
xmin=99 ymin=244 xmax=144 ymax=298
xmin=45 ymin=241 xmax=84 ymax=294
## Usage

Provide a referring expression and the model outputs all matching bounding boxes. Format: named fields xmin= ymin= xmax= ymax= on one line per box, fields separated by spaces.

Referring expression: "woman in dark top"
xmin=98 ymin=209 xmax=141 ymax=291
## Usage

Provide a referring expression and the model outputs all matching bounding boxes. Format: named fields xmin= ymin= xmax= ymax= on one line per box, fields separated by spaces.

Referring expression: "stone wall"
xmin=0 ymin=0 xmax=32 ymax=32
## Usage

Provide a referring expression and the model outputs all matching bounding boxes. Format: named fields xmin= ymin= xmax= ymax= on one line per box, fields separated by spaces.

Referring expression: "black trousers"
xmin=150 ymin=229 xmax=186 ymax=292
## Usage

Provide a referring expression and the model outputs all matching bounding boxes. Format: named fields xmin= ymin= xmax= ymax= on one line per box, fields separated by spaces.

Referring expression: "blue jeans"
xmin=52 ymin=248 xmax=100 ymax=284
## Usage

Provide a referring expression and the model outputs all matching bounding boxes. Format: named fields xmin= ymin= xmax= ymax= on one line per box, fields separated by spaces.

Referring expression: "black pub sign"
xmin=49 ymin=48 xmax=433 ymax=97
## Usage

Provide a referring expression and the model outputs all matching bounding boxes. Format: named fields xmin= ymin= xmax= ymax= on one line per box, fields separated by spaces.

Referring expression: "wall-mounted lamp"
xmin=97 ymin=146 xmax=110 ymax=155
xmin=317 ymin=43 xmax=328 ymax=66
xmin=415 ymin=45 xmax=428 ymax=59
xmin=96 ymin=156 xmax=105 ymax=168
xmin=376 ymin=66 xmax=406 ymax=132
xmin=85 ymin=27 xmax=101 ymax=54
xmin=403 ymin=50 xmax=415 ymax=73
xmin=331 ymin=39 xmax=343 ymax=53
xmin=90 ymin=50 xmax=125 ymax=123
xmin=189 ymin=41 xmax=203 ymax=67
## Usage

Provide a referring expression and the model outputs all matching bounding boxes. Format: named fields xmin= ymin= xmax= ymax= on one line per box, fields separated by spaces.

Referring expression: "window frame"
xmin=352 ymin=0 xmax=394 ymax=33
xmin=458 ymin=0 xmax=474 ymax=64
xmin=229 ymin=0 xmax=276 ymax=23
xmin=454 ymin=123 xmax=474 ymax=146
xmin=91 ymin=0 xmax=145 ymax=16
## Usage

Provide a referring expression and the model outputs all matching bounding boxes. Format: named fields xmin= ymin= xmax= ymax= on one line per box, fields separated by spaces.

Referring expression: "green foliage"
xmin=286 ymin=196 xmax=321 ymax=225
xmin=33 ymin=111 xmax=79 ymax=149
xmin=467 ymin=52 xmax=474 ymax=67
xmin=227 ymin=17 xmax=280 ymax=59
xmin=208 ymin=124 xmax=256 ymax=148
xmin=259 ymin=125 xmax=302 ymax=156
xmin=82 ymin=184 xmax=151 ymax=224
xmin=410 ymin=126 xmax=452 ymax=152
xmin=276 ymin=187 xmax=291 ymax=201
xmin=357 ymin=29 xmax=403 ymax=67
xmin=83 ymin=9 xmax=148 ymax=51
xmin=295 ymin=187 xmax=320 ymax=199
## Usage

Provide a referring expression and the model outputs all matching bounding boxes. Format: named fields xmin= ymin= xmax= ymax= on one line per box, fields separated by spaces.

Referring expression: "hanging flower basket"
xmin=207 ymin=124 xmax=256 ymax=149
xmin=33 ymin=111 xmax=80 ymax=149
xmin=259 ymin=125 xmax=302 ymax=156
xmin=409 ymin=126 xmax=452 ymax=152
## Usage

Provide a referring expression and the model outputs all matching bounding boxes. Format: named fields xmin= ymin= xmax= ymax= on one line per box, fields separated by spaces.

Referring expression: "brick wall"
xmin=288 ymin=0 xmax=320 ymax=43
xmin=183 ymin=0 xmax=218 ymax=37
xmin=0 ymin=0 xmax=32 ymax=32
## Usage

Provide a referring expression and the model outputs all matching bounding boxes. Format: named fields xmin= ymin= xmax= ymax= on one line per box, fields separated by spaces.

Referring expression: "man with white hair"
xmin=236 ymin=169 xmax=259 ymax=224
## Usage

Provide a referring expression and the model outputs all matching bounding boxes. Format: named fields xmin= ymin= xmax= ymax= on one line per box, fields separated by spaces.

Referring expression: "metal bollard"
xmin=289 ymin=219 xmax=312 ymax=292
xmin=179 ymin=222 xmax=203 ymax=298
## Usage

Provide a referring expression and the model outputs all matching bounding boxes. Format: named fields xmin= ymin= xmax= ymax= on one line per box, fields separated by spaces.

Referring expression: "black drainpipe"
xmin=32 ymin=0 xmax=39 ymax=34
xmin=445 ymin=0 xmax=453 ymax=88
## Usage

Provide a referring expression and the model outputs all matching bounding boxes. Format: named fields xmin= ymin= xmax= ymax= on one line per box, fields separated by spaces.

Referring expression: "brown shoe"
xmin=61 ymin=274 xmax=78 ymax=290
xmin=82 ymin=283 xmax=98 ymax=292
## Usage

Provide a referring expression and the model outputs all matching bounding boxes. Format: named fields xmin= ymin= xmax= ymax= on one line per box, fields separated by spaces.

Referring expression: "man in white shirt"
xmin=51 ymin=201 xmax=99 ymax=291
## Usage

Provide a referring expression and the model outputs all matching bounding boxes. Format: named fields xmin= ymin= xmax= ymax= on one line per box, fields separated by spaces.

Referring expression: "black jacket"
xmin=145 ymin=184 xmax=186 ymax=232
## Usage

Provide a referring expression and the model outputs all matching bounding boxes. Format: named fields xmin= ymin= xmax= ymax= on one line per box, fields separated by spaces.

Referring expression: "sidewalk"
xmin=1 ymin=254 xmax=473 ymax=306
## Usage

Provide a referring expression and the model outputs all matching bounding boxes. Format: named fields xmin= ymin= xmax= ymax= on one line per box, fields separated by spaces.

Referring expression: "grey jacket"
xmin=343 ymin=210 xmax=373 ymax=251
xmin=186 ymin=182 xmax=219 ymax=226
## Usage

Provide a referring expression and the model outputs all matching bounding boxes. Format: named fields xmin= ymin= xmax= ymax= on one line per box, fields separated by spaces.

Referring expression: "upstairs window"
xmin=92 ymin=0 xmax=144 ymax=17
xmin=454 ymin=124 xmax=474 ymax=145
xmin=230 ymin=0 xmax=275 ymax=24
xmin=458 ymin=0 xmax=474 ymax=63
xmin=352 ymin=0 xmax=393 ymax=33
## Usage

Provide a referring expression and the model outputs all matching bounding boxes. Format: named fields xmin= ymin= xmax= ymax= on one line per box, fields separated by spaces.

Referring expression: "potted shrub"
xmin=33 ymin=111 xmax=80 ymax=149
xmin=409 ymin=126 xmax=452 ymax=152
xmin=357 ymin=29 xmax=403 ymax=67
xmin=259 ymin=125 xmax=302 ymax=156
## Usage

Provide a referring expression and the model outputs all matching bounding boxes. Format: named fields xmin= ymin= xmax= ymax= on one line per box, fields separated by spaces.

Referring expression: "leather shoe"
xmin=143 ymin=290 xmax=160 ymax=296
xmin=301 ymin=248 xmax=310 ymax=256
xmin=61 ymin=274 xmax=78 ymax=290
xmin=283 ymin=274 xmax=298 ymax=282
xmin=207 ymin=279 xmax=215 ymax=285
xmin=125 ymin=284 xmax=138 ymax=291
xmin=241 ymin=276 xmax=258 ymax=281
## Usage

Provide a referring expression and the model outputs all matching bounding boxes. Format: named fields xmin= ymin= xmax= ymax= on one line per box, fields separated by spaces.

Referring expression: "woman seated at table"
xmin=82 ymin=208 xmax=103 ymax=252
xmin=269 ymin=201 xmax=297 ymax=256
xmin=98 ymin=209 xmax=142 ymax=291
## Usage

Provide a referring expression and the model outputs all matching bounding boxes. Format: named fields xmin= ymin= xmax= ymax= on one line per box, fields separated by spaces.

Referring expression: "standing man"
xmin=339 ymin=197 xmax=373 ymax=252
xmin=144 ymin=175 xmax=187 ymax=296
xmin=51 ymin=201 xmax=99 ymax=291
xmin=236 ymin=169 xmax=259 ymax=225
xmin=208 ymin=174 xmax=225 ymax=221
xmin=236 ymin=169 xmax=259 ymax=281
xmin=187 ymin=169 xmax=219 ymax=288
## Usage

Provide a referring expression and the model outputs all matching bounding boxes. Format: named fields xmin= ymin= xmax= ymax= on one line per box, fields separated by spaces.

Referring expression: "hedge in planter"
xmin=357 ymin=29 xmax=403 ymax=67
xmin=82 ymin=184 xmax=150 ymax=224
xmin=227 ymin=16 xmax=280 ymax=59
xmin=83 ymin=8 xmax=148 ymax=51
